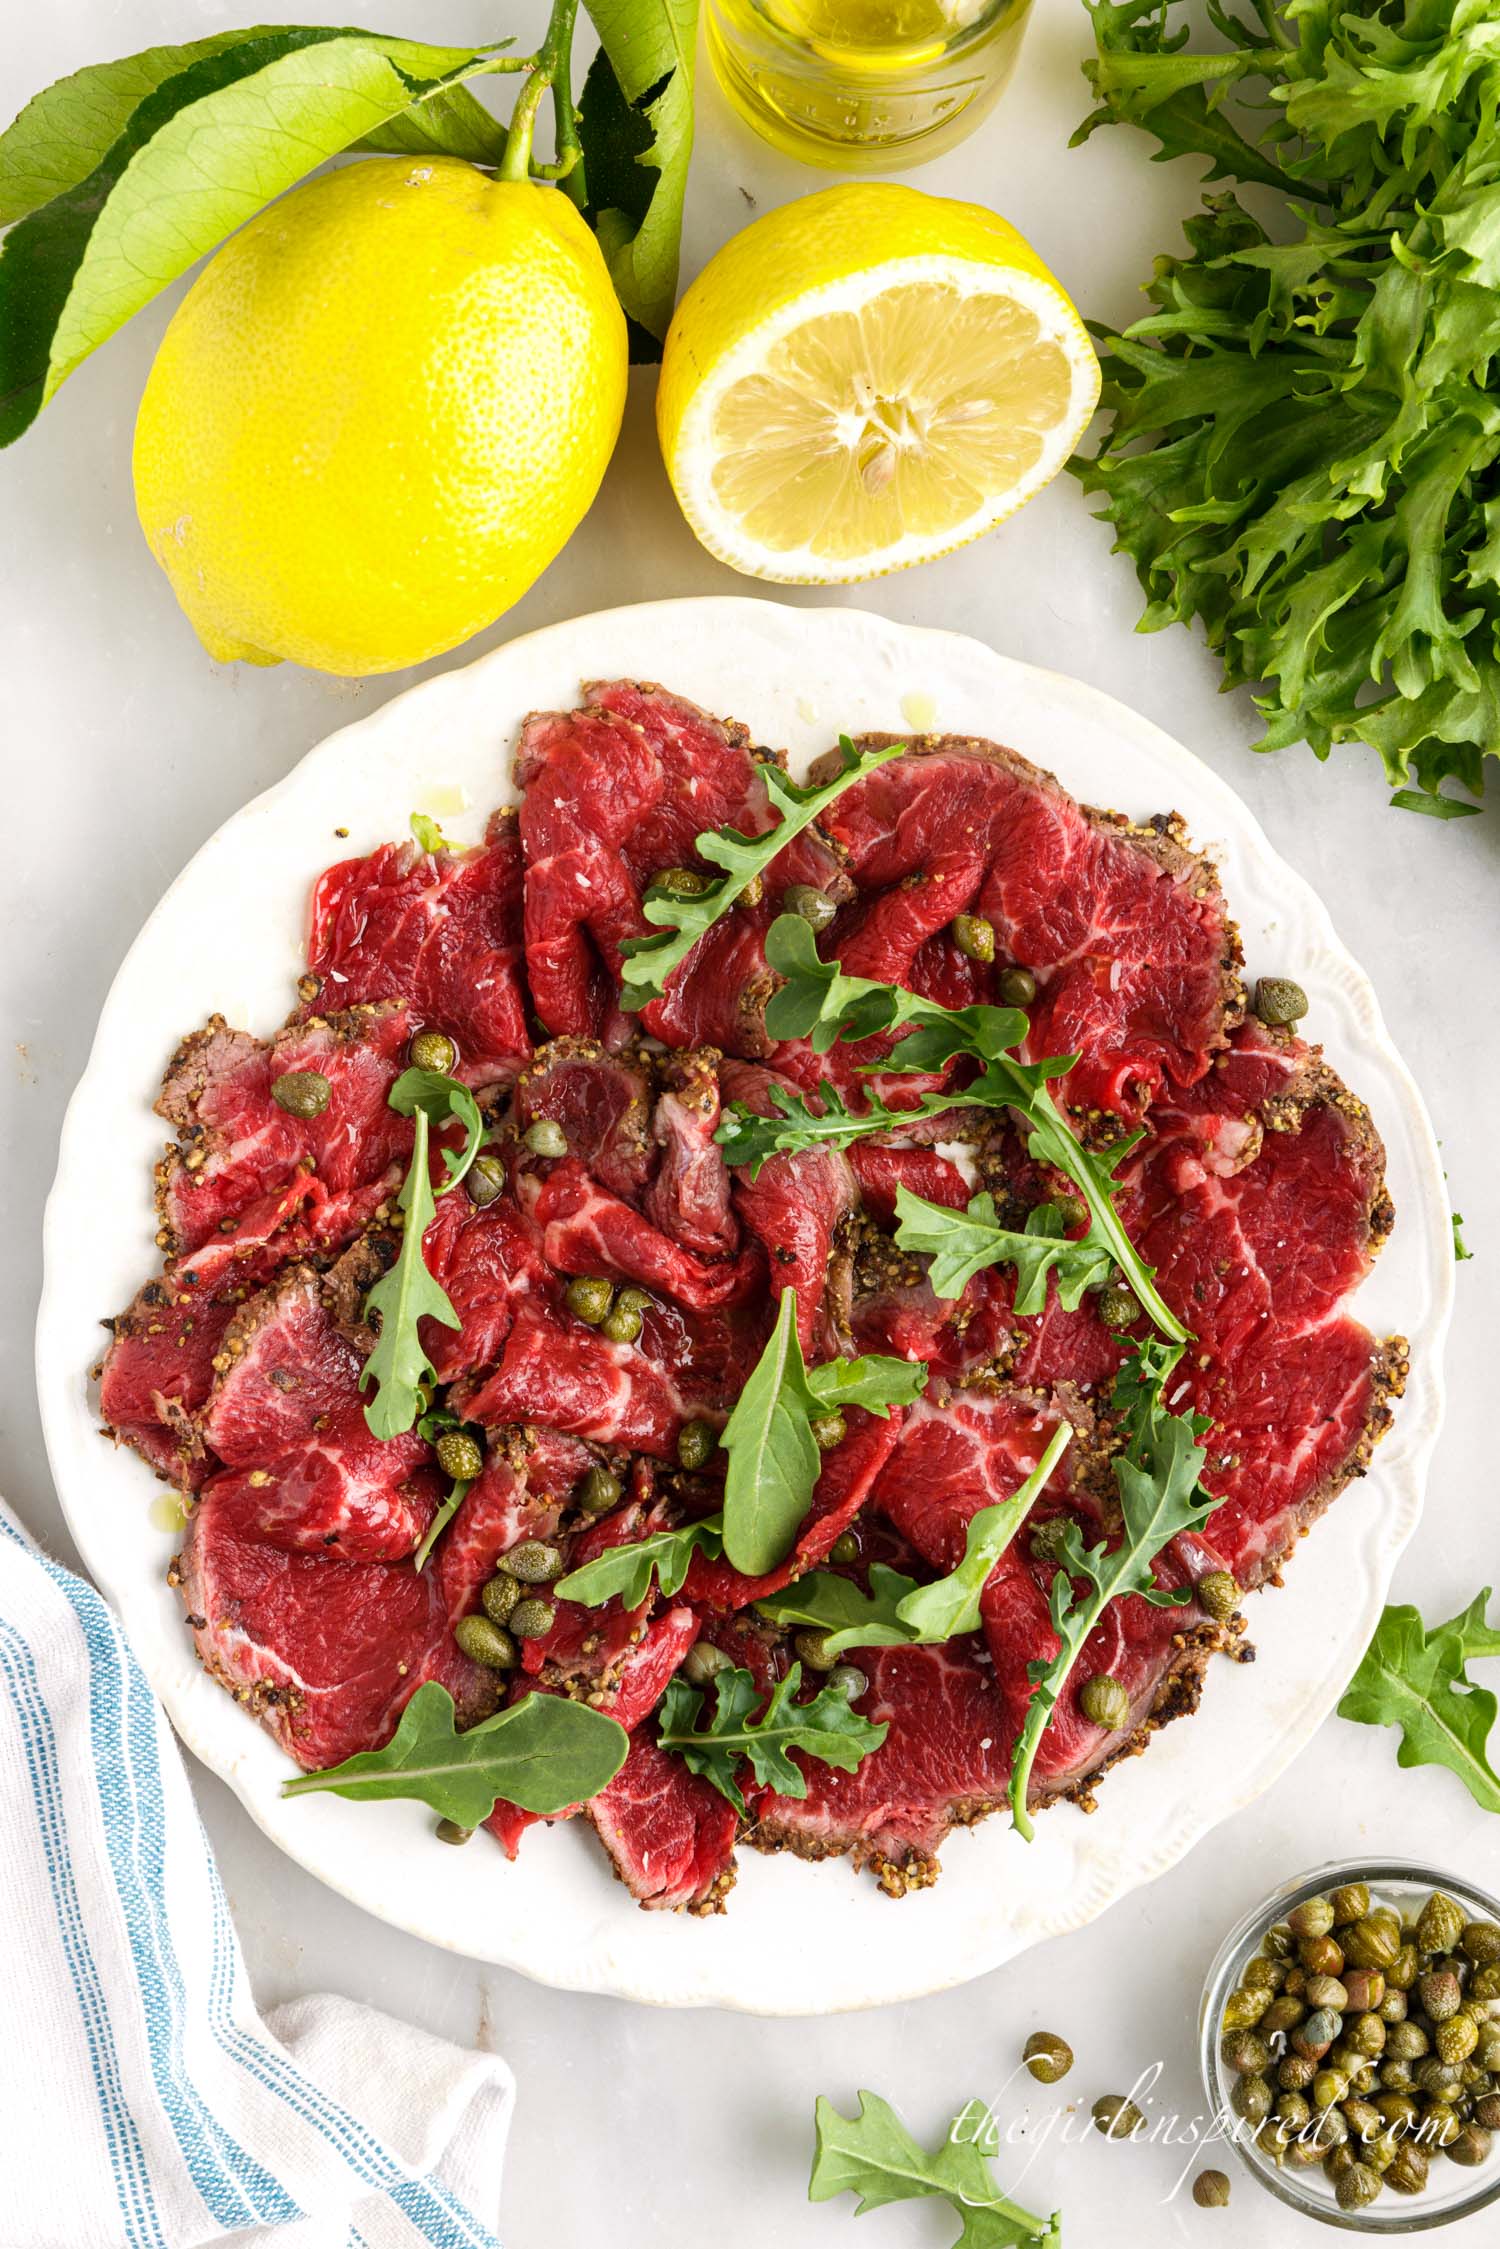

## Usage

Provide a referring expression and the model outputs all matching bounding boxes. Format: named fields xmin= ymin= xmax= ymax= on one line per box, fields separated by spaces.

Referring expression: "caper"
xmin=1277 ymin=2091 xmax=1312 ymax=2132
xmin=1022 ymin=2031 xmax=1073 ymax=2085
xmin=1388 ymin=1941 xmax=1420 ymax=1992
xmin=1080 ymin=1674 xmax=1130 ymax=1730
xmin=1242 ymin=1956 xmax=1285 ymax=1991
xmin=1333 ymin=2161 xmax=1381 ymax=2211
xmin=829 ymin=1531 xmax=860 ymax=1566
xmin=435 ymin=1429 xmax=485 ymax=1483
xmin=1224 ymin=2028 xmax=1272 ymax=2074
xmin=1292 ymin=2009 xmax=1341 ymax=2060
xmin=952 ymin=913 xmax=996 ymax=964
xmin=506 ymin=1539 xmax=564 ymax=1585
xmin=1263 ymin=1923 xmax=1295 ymax=1961
xmin=1386 ymin=2142 xmax=1429 ymax=2195
xmin=1462 ymin=1921 xmax=1500 ymax=1968
xmin=601 ymin=1299 xmax=645 ymax=1344
xmin=1299 ymin=1933 xmax=1345 ymax=1978
xmin=409 ymin=1027 xmax=458 ymax=1075
xmin=1341 ymin=2096 xmax=1381 ymax=2143
xmin=1255 ymin=2118 xmax=1289 ymax=2165
xmin=1379 ymin=1989 xmax=1407 ymax=2025
xmin=1344 ymin=1910 xmax=1401 ymax=1971
xmin=1196 ymin=1570 xmax=1238 ymax=1624
xmin=682 ymin=1640 xmax=732 ymax=1688
xmin=1417 ymin=1891 xmax=1466 ymax=1955
xmin=1232 ymin=2073 xmax=1272 ymax=2124
xmin=677 ymin=1418 xmax=716 ymax=1470
xmin=1448 ymin=2120 xmax=1494 ymax=2168
xmin=828 ymin=1663 xmax=869 ymax=1702
xmin=1048 ymin=1193 xmax=1087 ymax=1234
xmin=1379 ymin=2058 xmax=1416 ymax=2094
xmin=1348 ymin=2012 xmax=1387 ymax=2059
xmin=1278 ymin=2054 xmax=1316 ymax=2092
xmin=997 ymin=966 xmax=1037 ymax=1008
xmin=1342 ymin=1967 xmax=1385 ymax=2012
xmin=1029 ymin=1516 xmax=1074 ymax=1565
xmin=783 ymin=883 xmax=838 ymax=933
xmin=579 ymin=1463 xmax=622 ymax=1514
xmin=1191 ymin=2169 xmax=1230 ymax=2208
xmin=1305 ymin=1975 xmax=1349 ymax=2012
xmin=1478 ymin=2023 xmax=1500 ymax=2070
xmin=1438 ymin=2012 xmax=1480 ymax=2067
xmin=1284 ymin=2131 xmax=1325 ymax=2168
xmin=795 ymin=1629 xmax=838 ymax=1672
xmin=481 ymin=1572 xmax=519 ymax=1627
xmin=435 ymin=1818 xmax=473 ymax=1846
xmin=465 ymin=1150 xmax=506 ymax=1206
xmin=524 ymin=1117 xmax=568 ymax=1158
xmin=1386 ymin=2020 xmax=1429 ymax=2061
xmin=1421 ymin=2101 xmax=1462 ymax=2148
xmin=1097 ymin=1286 xmax=1138 ymax=1333
xmin=1373 ymin=2091 xmax=1420 ymax=2131
xmin=1325 ymin=2142 xmax=1358 ymax=2186
xmin=1419 ymin=1967 xmax=1463 ymax=2022
xmin=1253 ymin=976 xmax=1308 ymax=1028
xmin=454 ymin=1613 xmax=518 ymax=1669
xmin=1224 ymin=1986 xmax=1273 ymax=2033
xmin=1263 ymin=1996 xmax=1305 ymax=2035
xmin=1474 ymin=2092 xmax=1500 ymax=2131
xmin=509 ymin=1598 xmax=555 ymax=1640
xmin=654 ymin=866 xmax=712 ymax=899
xmin=271 ymin=1069 xmax=332 ymax=1119
xmin=1283 ymin=1967 xmax=1308 ymax=1998
xmin=1312 ymin=2068 xmax=1350 ymax=2112
xmin=1415 ymin=2058 xmax=1464 ymax=2101
xmin=1471 ymin=1963 xmax=1500 ymax=2005
xmin=1091 ymin=2094 xmax=1143 ymax=2141
xmin=1312 ymin=2104 xmax=1350 ymax=2150
xmin=1331 ymin=1882 xmax=1371 ymax=1926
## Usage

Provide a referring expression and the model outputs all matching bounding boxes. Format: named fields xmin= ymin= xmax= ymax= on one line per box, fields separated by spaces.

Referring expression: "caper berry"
xmin=952 ymin=913 xmax=996 ymax=964
xmin=677 ymin=1418 xmax=716 ymax=1471
xmin=481 ymin=1572 xmax=519 ymax=1627
xmin=435 ymin=1818 xmax=473 ymax=1846
xmin=1191 ymin=2169 xmax=1230 ymax=2208
xmin=564 ymin=1275 xmax=615 ymax=1326
xmin=1022 ymin=2031 xmax=1073 ymax=2085
xmin=783 ymin=884 xmax=838 ymax=932
xmin=1253 ymin=976 xmax=1309 ymax=1029
xmin=1091 ymin=2094 xmax=1143 ymax=2141
xmin=578 ymin=1463 xmax=622 ymax=1514
xmin=809 ymin=1410 xmax=848 ymax=1453
xmin=1080 ymin=1674 xmax=1130 ymax=1730
xmin=454 ymin=1613 xmax=518 ymax=1669
xmin=1334 ymin=2161 xmax=1381 ymax=2211
xmin=1331 ymin=1883 xmax=1371 ymax=1926
xmin=1097 ymin=1286 xmax=1138 ymax=1333
xmin=1196 ymin=1570 xmax=1239 ymax=1624
xmin=997 ymin=966 xmax=1037 ymax=1008
xmin=827 ymin=1663 xmax=869 ymax=1702
xmin=508 ymin=1598 xmax=555 ymax=1640
xmin=435 ymin=1429 xmax=485 ymax=1483
xmin=829 ymin=1531 xmax=860 ymax=1566
xmin=795 ymin=1629 xmax=838 ymax=1672
xmin=1287 ymin=1892 xmax=1335 ymax=1939
xmin=654 ymin=866 xmax=712 ymax=899
xmin=465 ymin=1150 xmax=506 ymax=1206
xmin=271 ymin=1069 xmax=331 ymax=1119
xmin=1462 ymin=1922 xmax=1500 ymax=1968
xmin=524 ymin=1117 xmax=568 ymax=1158
xmin=1232 ymin=2073 xmax=1273 ymax=2124
xmin=506 ymin=1539 xmax=564 ymax=1585
xmin=409 ymin=1027 xmax=458 ymax=1075
xmin=1417 ymin=1892 xmax=1466 ymax=1955
xmin=681 ymin=1640 xmax=732 ymax=1688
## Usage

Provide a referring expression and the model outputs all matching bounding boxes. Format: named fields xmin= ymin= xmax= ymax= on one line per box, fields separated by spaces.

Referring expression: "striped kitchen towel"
xmin=0 ymin=1500 xmax=514 ymax=2249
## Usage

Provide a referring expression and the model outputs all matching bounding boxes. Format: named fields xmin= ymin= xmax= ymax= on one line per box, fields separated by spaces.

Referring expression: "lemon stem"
xmin=501 ymin=0 xmax=586 ymax=206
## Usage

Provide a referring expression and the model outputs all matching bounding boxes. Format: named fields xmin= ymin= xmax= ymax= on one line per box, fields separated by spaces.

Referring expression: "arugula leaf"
xmin=1009 ymin=1339 xmax=1216 ymax=1839
xmin=657 ymin=1661 xmax=887 ymax=1817
xmin=555 ymin=1514 xmax=725 ymax=1608
xmin=809 ymin=2090 xmax=1061 ymax=2249
xmin=581 ymin=0 xmax=698 ymax=350
xmin=281 ymin=1680 xmax=627 ymax=1825
xmin=412 ymin=1479 xmax=472 ymax=1574
xmin=617 ymin=738 xmax=905 ymax=1008
xmin=756 ymin=1422 xmax=1073 ymax=1652
xmin=359 ymin=1071 xmax=479 ymax=1441
xmin=388 ymin=1066 xmax=483 ymax=1192
xmin=894 ymin=1187 xmax=1114 ymax=1310
xmin=0 ymin=30 xmax=523 ymax=447
xmin=409 ymin=811 xmax=453 ymax=855
xmin=719 ymin=1289 xmax=926 ymax=1577
xmin=1337 ymin=1591 xmax=1500 ymax=1814
xmin=1453 ymin=1212 xmax=1473 ymax=1263
xmin=763 ymin=910 xmax=1030 ymax=1059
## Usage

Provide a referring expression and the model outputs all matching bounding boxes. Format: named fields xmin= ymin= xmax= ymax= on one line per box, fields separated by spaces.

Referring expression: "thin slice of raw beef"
xmin=641 ymin=1050 xmax=739 ymax=1257
xmin=527 ymin=1158 xmax=761 ymax=1311
xmin=454 ymin=1300 xmax=698 ymax=1456
xmin=302 ymin=816 xmax=530 ymax=1085
xmin=514 ymin=1039 xmax=654 ymax=1199
xmin=588 ymin=1728 xmax=739 ymax=1911
xmin=721 ymin=1060 xmax=857 ymax=1354
xmin=684 ymin=1406 xmax=906 ymax=1610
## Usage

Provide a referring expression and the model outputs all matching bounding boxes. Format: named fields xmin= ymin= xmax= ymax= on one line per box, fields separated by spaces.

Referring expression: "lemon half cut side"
xmin=657 ymin=185 xmax=1101 ymax=586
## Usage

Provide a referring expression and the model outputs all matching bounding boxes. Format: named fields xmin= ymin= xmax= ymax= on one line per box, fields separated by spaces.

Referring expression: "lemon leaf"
xmin=0 ymin=29 xmax=519 ymax=447
xmin=581 ymin=0 xmax=698 ymax=342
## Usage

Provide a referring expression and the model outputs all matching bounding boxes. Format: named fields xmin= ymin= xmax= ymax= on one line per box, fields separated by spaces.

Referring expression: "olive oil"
xmin=706 ymin=0 xmax=1033 ymax=167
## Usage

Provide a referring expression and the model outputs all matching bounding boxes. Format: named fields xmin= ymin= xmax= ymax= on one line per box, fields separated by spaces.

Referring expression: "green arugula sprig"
xmin=409 ymin=811 xmax=452 ymax=855
xmin=810 ymin=2090 xmax=1061 ymax=2249
xmin=657 ymin=1660 xmax=887 ymax=1816
xmin=617 ymin=737 xmax=904 ymax=1008
xmin=718 ymin=1288 xmax=926 ymax=1576
xmin=555 ymin=1515 xmax=725 ymax=1608
xmin=757 ymin=1421 xmax=1074 ymax=1653
xmin=282 ymin=1680 xmax=627 ymax=1825
xmin=1009 ymin=1339 xmax=1218 ymax=1840
xmin=1338 ymin=1591 xmax=1500 ymax=1814
xmin=893 ymin=1187 xmax=1114 ymax=1310
xmin=719 ymin=915 xmax=1186 ymax=1346
xmin=360 ymin=1068 xmax=482 ymax=1441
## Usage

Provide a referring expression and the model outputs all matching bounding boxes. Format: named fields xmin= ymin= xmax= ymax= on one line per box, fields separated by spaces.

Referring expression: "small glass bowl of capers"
xmin=1200 ymin=1861 xmax=1500 ymax=2232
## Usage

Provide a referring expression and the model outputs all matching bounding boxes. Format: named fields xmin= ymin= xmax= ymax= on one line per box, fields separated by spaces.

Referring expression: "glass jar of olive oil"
xmin=706 ymin=0 xmax=1034 ymax=168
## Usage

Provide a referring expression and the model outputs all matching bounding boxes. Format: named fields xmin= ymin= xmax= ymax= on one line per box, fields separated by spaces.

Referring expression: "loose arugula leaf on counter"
xmin=282 ymin=1680 xmax=628 ymax=1824
xmin=893 ymin=1187 xmax=1114 ymax=1311
xmin=657 ymin=1660 xmax=887 ymax=1817
xmin=719 ymin=1288 xmax=926 ymax=1577
xmin=809 ymin=2089 xmax=1061 ymax=2249
xmin=757 ymin=1422 xmax=1074 ymax=1652
xmin=1337 ymin=1591 xmax=1500 ymax=1815
xmin=617 ymin=737 xmax=905 ymax=1007
xmin=1009 ymin=1340 xmax=1217 ymax=1840
xmin=555 ymin=1514 xmax=725 ymax=1608
xmin=360 ymin=1070 xmax=481 ymax=1440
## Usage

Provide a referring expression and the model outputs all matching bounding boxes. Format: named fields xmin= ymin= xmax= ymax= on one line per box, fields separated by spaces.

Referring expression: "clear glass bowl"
xmin=1200 ymin=1859 xmax=1500 ymax=2232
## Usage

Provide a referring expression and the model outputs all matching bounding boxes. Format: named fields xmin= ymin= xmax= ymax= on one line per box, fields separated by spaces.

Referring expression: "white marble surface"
xmin=4 ymin=3 xmax=1498 ymax=2243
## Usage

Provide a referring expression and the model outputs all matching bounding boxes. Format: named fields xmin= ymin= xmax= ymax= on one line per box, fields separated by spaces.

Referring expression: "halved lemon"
xmin=656 ymin=182 xmax=1101 ymax=585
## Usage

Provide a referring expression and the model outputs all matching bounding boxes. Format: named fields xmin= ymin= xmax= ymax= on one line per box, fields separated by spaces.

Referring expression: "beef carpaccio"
xmin=99 ymin=682 xmax=1406 ymax=1914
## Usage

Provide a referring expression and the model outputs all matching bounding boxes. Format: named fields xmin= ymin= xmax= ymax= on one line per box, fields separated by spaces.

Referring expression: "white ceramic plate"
xmin=37 ymin=598 xmax=1452 ymax=2014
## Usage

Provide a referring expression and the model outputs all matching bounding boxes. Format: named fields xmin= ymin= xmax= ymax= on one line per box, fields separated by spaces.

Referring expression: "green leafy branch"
xmin=1008 ymin=1339 xmax=1217 ymax=1840
xmin=810 ymin=2089 xmax=1061 ymax=2249
xmin=892 ymin=1187 xmax=1114 ymax=1311
xmin=1338 ymin=1590 xmax=1500 ymax=1814
xmin=657 ymin=1660 xmax=887 ymax=1817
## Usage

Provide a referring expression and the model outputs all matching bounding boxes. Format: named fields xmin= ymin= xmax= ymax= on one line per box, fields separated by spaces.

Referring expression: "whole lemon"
xmin=133 ymin=158 xmax=627 ymax=674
